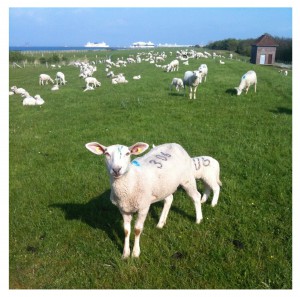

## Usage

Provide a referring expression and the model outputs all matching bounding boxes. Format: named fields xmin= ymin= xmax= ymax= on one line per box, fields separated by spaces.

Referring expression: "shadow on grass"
xmin=225 ymin=88 xmax=237 ymax=96
xmin=50 ymin=190 xmax=124 ymax=253
xmin=169 ymin=91 xmax=185 ymax=97
xmin=270 ymin=107 xmax=292 ymax=115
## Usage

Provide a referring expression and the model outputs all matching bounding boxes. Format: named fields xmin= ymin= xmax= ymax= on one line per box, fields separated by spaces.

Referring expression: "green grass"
xmin=9 ymin=49 xmax=292 ymax=289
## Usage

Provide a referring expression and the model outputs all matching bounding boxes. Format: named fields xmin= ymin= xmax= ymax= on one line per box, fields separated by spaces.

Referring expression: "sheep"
xmin=133 ymin=75 xmax=141 ymax=80
xmin=85 ymin=142 xmax=203 ymax=258
xmin=11 ymin=86 xmax=27 ymax=95
xmin=83 ymin=86 xmax=95 ymax=92
xmin=235 ymin=70 xmax=257 ymax=96
xmin=34 ymin=95 xmax=45 ymax=105
xmin=183 ymin=70 xmax=202 ymax=99
xmin=39 ymin=74 xmax=54 ymax=85
xmin=219 ymin=60 xmax=225 ymax=64
xmin=51 ymin=84 xmax=59 ymax=91
xmin=85 ymin=77 xmax=101 ymax=88
xmin=55 ymin=72 xmax=66 ymax=85
xmin=166 ymin=59 xmax=179 ymax=72
xmin=112 ymin=75 xmax=128 ymax=84
xmin=192 ymin=156 xmax=222 ymax=207
xmin=22 ymin=92 xmax=36 ymax=106
xmin=170 ymin=78 xmax=184 ymax=92
xmin=198 ymin=64 xmax=208 ymax=82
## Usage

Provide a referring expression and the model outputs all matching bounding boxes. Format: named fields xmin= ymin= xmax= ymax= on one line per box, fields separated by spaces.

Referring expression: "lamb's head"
xmin=85 ymin=142 xmax=149 ymax=178
xmin=235 ymin=87 xmax=242 ymax=96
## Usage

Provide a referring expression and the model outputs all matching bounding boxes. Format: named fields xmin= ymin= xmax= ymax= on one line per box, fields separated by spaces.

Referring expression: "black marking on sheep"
xmin=149 ymin=152 xmax=172 ymax=169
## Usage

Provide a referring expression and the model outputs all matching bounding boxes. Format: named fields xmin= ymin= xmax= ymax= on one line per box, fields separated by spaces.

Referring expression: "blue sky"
xmin=9 ymin=7 xmax=292 ymax=47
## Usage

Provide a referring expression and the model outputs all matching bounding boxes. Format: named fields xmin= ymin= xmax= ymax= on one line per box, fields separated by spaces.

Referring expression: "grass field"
xmin=9 ymin=49 xmax=292 ymax=289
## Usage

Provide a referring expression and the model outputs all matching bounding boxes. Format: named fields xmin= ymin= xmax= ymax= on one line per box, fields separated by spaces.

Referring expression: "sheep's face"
xmin=85 ymin=142 xmax=149 ymax=179
xmin=235 ymin=87 xmax=242 ymax=96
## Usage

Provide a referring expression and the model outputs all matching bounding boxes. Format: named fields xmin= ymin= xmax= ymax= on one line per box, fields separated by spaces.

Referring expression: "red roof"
xmin=252 ymin=34 xmax=278 ymax=47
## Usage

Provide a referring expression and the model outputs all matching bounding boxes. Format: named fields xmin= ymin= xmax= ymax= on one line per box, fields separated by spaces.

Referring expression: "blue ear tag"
xmin=132 ymin=160 xmax=141 ymax=167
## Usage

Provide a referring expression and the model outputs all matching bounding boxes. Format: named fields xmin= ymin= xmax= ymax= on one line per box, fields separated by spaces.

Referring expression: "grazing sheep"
xmin=39 ymin=74 xmax=54 ymax=85
xmin=192 ymin=156 xmax=222 ymax=207
xmin=235 ymin=70 xmax=257 ymax=95
xmin=85 ymin=142 xmax=203 ymax=258
xmin=170 ymin=78 xmax=184 ymax=92
xmin=55 ymin=72 xmax=66 ymax=85
xmin=183 ymin=70 xmax=202 ymax=99
xmin=198 ymin=64 xmax=208 ymax=83
xmin=166 ymin=59 xmax=179 ymax=72
xmin=85 ymin=77 xmax=101 ymax=88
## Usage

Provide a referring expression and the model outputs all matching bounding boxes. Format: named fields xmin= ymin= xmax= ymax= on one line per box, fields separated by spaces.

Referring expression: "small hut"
xmin=251 ymin=34 xmax=278 ymax=65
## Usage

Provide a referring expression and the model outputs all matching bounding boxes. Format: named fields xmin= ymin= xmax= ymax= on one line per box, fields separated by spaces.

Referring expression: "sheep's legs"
xmin=201 ymin=185 xmax=211 ymax=204
xmin=211 ymin=185 xmax=220 ymax=207
xmin=157 ymin=194 xmax=174 ymax=228
xmin=122 ymin=213 xmax=132 ymax=259
xmin=132 ymin=205 xmax=150 ymax=258
xmin=182 ymin=179 xmax=203 ymax=224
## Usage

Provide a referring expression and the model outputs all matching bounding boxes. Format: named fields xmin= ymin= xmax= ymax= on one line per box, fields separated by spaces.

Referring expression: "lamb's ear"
xmin=129 ymin=142 xmax=149 ymax=155
xmin=85 ymin=142 xmax=107 ymax=155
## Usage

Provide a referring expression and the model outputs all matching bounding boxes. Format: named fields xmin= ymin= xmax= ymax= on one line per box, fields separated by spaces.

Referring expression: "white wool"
xmin=235 ymin=70 xmax=257 ymax=95
xmin=85 ymin=142 xmax=203 ymax=258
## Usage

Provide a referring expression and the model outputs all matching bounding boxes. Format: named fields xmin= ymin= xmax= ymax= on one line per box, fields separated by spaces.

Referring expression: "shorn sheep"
xmin=166 ymin=59 xmax=179 ymax=72
xmin=55 ymin=72 xmax=66 ymax=85
xmin=192 ymin=156 xmax=222 ymax=207
xmin=183 ymin=70 xmax=202 ymax=99
xmin=235 ymin=70 xmax=257 ymax=95
xmin=39 ymin=74 xmax=54 ymax=85
xmin=85 ymin=142 xmax=203 ymax=258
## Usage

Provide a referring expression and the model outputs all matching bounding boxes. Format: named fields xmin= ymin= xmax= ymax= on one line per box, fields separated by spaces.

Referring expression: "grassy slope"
xmin=9 ymin=49 xmax=292 ymax=289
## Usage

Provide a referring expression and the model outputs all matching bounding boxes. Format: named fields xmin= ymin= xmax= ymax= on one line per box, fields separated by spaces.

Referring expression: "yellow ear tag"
xmin=96 ymin=147 xmax=101 ymax=153
xmin=137 ymin=147 xmax=142 ymax=153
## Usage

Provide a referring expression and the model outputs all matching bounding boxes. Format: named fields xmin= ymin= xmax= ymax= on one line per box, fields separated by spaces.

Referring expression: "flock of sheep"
xmin=10 ymin=48 xmax=286 ymax=258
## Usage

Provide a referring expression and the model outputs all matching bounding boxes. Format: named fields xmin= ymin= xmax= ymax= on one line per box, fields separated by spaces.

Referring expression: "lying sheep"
xmin=22 ymin=93 xmax=45 ymax=106
xmin=170 ymin=78 xmax=184 ymax=92
xmin=133 ymin=75 xmax=141 ymax=80
xmin=34 ymin=95 xmax=45 ymax=105
xmin=51 ymin=84 xmax=59 ymax=91
xmin=85 ymin=142 xmax=203 ymax=258
xmin=112 ymin=75 xmax=128 ymax=84
xmin=183 ymin=70 xmax=202 ymax=99
xmin=11 ymin=86 xmax=27 ymax=95
xmin=85 ymin=77 xmax=101 ymax=88
xmin=235 ymin=70 xmax=257 ymax=95
xmin=39 ymin=74 xmax=54 ymax=85
xmin=192 ymin=156 xmax=222 ymax=207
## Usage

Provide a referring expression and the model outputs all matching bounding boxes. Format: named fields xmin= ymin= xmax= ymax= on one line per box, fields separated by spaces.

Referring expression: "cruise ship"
xmin=84 ymin=41 xmax=110 ymax=48
xmin=130 ymin=41 xmax=155 ymax=48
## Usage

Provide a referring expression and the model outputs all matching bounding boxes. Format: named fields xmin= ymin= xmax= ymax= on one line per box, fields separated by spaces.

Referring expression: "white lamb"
xmin=51 ymin=84 xmax=59 ymax=91
xmin=198 ymin=64 xmax=208 ymax=82
xmin=133 ymin=75 xmax=141 ymax=80
xmin=22 ymin=92 xmax=36 ymax=106
xmin=85 ymin=77 xmax=101 ymax=88
xmin=166 ymin=59 xmax=179 ymax=72
xmin=183 ymin=70 xmax=202 ymax=99
xmin=85 ymin=142 xmax=203 ymax=258
xmin=39 ymin=74 xmax=54 ymax=85
xmin=34 ymin=95 xmax=45 ymax=105
xmin=11 ymin=86 xmax=27 ymax=95
xmin=170 ymin=78 xmax=184 ymax=92
xmin=219 ymin=60 xmax=225 ymax=65
xmin=112 ymin=75 xmax=128 ymax=84
xmin=192 ymin=156 xmax=222 ymax=207
xmin=55 ymin=72 xmax=66 ymax=85
xmin=235 ymin=70 xmax=257 ymax=95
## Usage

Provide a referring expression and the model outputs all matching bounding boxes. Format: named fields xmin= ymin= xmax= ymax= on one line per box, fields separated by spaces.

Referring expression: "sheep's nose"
xmin=112 ymin=167 xmax=122 ymax=176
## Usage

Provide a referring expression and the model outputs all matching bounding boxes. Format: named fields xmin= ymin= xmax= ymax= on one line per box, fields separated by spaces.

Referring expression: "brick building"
xmin=250 ymin=34 xmax=278 ymax=65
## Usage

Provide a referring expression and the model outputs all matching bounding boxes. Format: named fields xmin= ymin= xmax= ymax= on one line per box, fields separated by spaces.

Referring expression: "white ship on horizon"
xmin=84 ymin=41 xmax=110 ymax=48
